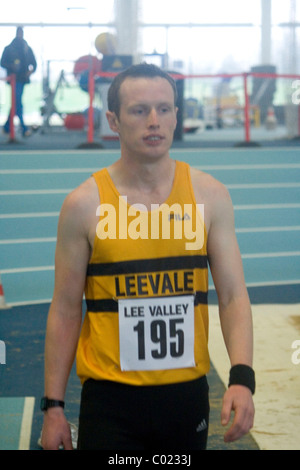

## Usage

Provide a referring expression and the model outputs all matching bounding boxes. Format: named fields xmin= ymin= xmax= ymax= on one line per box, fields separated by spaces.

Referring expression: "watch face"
xmin=40 ymin=397 xmax=47 ymax=411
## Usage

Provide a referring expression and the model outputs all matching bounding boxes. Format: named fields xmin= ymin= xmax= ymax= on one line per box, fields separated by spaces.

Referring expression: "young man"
xmin=41 ymin=64 xmax=255 ymax=450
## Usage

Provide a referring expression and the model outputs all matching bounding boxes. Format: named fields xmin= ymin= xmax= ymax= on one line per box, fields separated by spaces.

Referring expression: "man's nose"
xmin=147 ymin=108 xmax=159 ymax=127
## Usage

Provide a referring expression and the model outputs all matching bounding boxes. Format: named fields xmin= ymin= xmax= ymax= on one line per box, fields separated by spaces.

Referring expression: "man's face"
xmin=107 ymin=76 xmax=178 ymax=161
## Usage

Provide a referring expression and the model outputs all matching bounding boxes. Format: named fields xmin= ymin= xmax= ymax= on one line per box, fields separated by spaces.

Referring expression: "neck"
xmin=115 ymin=154 xmax=175 ymax=191
xmin=108 ymin=156 xmax=176 ymax=207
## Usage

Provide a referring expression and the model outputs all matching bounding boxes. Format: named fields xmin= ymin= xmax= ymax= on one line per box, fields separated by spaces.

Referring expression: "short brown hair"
xmin=107 ymin=63 xmax=178 ymax=118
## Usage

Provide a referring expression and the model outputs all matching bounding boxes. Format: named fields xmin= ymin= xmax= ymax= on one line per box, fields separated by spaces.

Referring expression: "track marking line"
xmin=196 ymin=163 xmax=300 ymax=170
xmin=236 ymin=226 xmax=300 ymax=233
xmin=0 ymin=212 xmax=60 ymax=219
xmin=1 ymin=266 xmax=54 ymax=274
xmin=0 ymin=237 xmax=56 ymax=244
xmin=228 ymin=183 xmax=300 ymax=189
xmin=234 ymin=203 xmax=300 ymax=209
xmin=18 ymin=397 xmax=35 ymax=450
xmin=0 ymin=189 xmax=71 ymax=195
xmin=242 ymin=251 xmax=300 ymax=258
xmin=0 ymin=168 xmax=97 ymax=174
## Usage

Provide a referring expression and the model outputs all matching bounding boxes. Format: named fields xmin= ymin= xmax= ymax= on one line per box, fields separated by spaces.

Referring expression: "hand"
xmin=41 ymin=408 xmax=73 ymax=450
xmin=221 ymin=385 xmax=255 ymax=443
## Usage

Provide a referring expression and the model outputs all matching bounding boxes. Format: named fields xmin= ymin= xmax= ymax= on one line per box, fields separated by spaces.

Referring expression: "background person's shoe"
xmin=23 ymin=129 xmax=32 ymax=137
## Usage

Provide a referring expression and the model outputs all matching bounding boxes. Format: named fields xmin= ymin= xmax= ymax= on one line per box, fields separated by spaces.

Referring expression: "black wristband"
xmin=228 ymin=364 xmax=256 ymax=395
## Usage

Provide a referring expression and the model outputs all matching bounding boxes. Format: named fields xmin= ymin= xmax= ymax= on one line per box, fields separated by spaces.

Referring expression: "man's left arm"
xmin=27 ymin=47 xmax=37 ymax=75
xmin=207 ymin=182 xmax=255 ymax=443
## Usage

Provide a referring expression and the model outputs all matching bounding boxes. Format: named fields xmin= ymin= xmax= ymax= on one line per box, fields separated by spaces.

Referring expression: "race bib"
xmin=118 ymin=295 xmax=195 ymax=371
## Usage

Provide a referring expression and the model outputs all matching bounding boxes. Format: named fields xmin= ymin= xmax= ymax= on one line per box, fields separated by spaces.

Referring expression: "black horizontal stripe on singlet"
xmin=86 ymin=255 xmax=207 ymax=277
xmin=86 ymin=290 xmax=208 ymax=313
xmin=86 ymin=255 xmax=208 ymax=313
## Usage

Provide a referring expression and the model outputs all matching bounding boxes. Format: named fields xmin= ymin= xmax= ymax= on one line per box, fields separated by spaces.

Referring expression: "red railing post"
xmin=87 ymin=69 xmax=95 ymax=143
xmin=243 ymin=72 xmax=250 ymax=143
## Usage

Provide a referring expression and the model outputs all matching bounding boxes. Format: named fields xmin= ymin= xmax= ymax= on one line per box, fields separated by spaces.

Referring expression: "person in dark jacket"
xmin=1 ymin=26 xmax=37 ymax=137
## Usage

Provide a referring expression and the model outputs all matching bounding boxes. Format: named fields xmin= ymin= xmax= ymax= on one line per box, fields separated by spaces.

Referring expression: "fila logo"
xmin=168 ymin=213 xmax=191 ymax=221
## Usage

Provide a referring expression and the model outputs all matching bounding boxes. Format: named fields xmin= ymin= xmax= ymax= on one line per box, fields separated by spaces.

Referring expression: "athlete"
xmin=41 ymin=63 xmax=255 ymax=450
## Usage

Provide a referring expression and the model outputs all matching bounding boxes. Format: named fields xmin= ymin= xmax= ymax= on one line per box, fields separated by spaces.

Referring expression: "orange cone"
xmin=0 ymin=275 xmax=8 ymax=309
xmin=265 ymin=106 xmax=277 ymax=130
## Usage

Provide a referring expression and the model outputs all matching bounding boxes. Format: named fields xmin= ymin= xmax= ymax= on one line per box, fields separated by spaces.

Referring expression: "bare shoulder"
xmin=58 ymin=176 xmax=99 ymax=238
xmin=190 ymin=166 xmax=231 ymax=204
xmin=189 ymin=166 xmax=234 ymax=232
xmin=61 ymin=176 xmax=98 ymax=216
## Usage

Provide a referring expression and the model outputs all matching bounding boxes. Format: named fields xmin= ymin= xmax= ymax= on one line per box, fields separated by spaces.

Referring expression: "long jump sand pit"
xmin=209 ymin=303 xmax=300 ymax=450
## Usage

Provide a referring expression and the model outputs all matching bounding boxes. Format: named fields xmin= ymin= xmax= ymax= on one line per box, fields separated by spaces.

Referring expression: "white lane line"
xmin=195 ymin=163 xmax=300 ymax=170
xmin=171 ymin=147 xmax=300 ymax=154
xmin=18 ymin=397 xmax=35 ymax=450
xmin=0 ymin=148 xmax=114 ymax=156
xmin=236 ymin=226 xmax=300 ymax=233
xmin=0 ymin=189 xmax=71 ymax=195
xmin=242 ymin=251 xmax=300 ymax=258
xmin=245 ymin=279 xmax=300 ymax=287
xmin=0 ymin=168 xmax=97 ymax=174
xmin=1 ymin=266 xmax=54 ymax=274
xmin=0 ymin=212 xmax=60 ymax=218
xmin=227 ymin=183 xmax=300 ymax=189
xmin=0 ymin=237 xmax=56 ymax=244
xmin=234 ymin=203 xmax=300 ymax=209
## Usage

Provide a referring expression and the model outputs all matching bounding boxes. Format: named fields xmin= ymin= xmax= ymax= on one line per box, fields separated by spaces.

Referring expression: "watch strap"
xmin=40 ymin=396 xmax=65 ymax=411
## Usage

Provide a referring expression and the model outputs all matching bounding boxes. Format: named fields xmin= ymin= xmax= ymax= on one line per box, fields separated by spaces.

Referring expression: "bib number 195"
xmin=133 ymin=318 xmax=184 ymax=360
xmin=118 ymin=296 xmax=195 ymax=371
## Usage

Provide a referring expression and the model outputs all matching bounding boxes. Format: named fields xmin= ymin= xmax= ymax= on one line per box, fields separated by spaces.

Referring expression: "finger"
xmin=221 ymin=395 xmax=232 ymax=427
xmin=223 ymin=408 xmax=252 ymax=443
xmin=224 ymin=416 xmax=242 ymax=442
xmin=63 ymin=434 xmax=73 ymax=450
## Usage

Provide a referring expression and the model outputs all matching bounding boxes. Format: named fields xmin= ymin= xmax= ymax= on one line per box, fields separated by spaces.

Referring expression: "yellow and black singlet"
xmin=76 ymin=160 xmax=210 ymax=386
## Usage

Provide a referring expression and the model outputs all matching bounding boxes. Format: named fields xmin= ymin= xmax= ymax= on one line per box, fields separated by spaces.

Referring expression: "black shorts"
xmin=77 ymin=376 xmax=209 ymax=450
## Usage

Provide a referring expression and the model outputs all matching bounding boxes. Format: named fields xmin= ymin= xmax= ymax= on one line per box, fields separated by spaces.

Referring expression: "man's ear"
xmin=106 ymin=111 xmax=120 ymax=133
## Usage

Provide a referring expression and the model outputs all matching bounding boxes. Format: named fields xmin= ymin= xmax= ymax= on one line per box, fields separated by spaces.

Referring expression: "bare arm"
xmin=41 ymin=185 xmax=93 ymax=450
xmin=207 ymin=181 xmax=254 ymax=443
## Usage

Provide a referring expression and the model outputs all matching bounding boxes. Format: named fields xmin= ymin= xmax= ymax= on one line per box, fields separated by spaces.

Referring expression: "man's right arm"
xmin=41 ymin=187 xmax=92 ymax=450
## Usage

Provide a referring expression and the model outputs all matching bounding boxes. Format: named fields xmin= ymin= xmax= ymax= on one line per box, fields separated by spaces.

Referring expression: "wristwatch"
xmin=40 ymin=396 xmax=65 ymax=411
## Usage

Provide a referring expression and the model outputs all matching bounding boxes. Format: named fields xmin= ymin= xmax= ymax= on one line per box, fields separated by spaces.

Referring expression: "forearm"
xmin=42 ymin=289 xmax=84 ymax=450
xmin=218 ymin=295 xmax=255 ymax=442
xmin=219 ymin=293 xmax=253 ymax=367
xmin=44 ymin=303 xmax=82 ymax=400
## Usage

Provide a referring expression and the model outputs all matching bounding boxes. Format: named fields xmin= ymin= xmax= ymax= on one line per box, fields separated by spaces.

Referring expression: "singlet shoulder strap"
xmin=92 ymin=168 xmax=119 ymax=204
